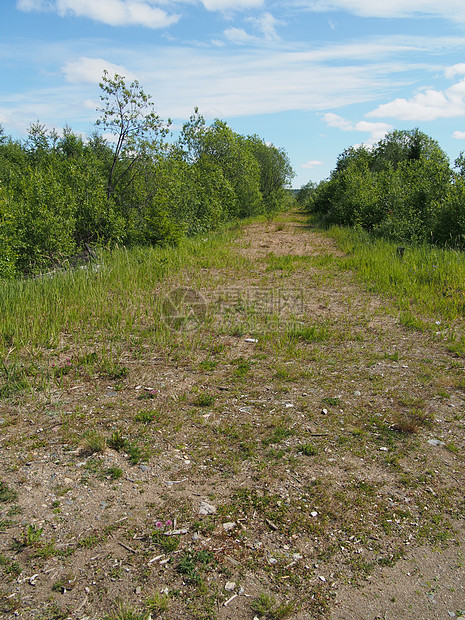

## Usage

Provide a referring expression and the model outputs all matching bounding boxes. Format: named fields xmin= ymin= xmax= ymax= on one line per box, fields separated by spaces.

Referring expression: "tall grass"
xmin=0 ymin=226 xmax=242 ymax=357
xmin=328 ymin=225 xmax=465 ymax=322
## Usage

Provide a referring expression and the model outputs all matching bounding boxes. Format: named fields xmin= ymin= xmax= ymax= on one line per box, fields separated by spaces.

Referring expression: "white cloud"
xmin=17 ymin=0 xmax=180 ymax=28
xmin=367 ymin=79 xmax=465 ymax=121
xmin=225 ymin=12 xmax=282 ymax=44
xmin=445 ymin=63 xmax=465 ymax=79
xmin=324 ymin=113 xmax=392 ymax=143
xmin=62 ymin=57 xmax=135 ymax=83
xmin=201 ymin=0 xmax=264 ymax=10
xmin=293 ymin=0 xmax=465 ymax=23
xmin=453 ymin=130 xmax=465 ymax=139
xmin=248 ymin=12 xmax=281 ymax=40
xmin=224 ymin=27 xmax=255 ymax=44
xmin=302 ymin=160 xmax=324 ymax=168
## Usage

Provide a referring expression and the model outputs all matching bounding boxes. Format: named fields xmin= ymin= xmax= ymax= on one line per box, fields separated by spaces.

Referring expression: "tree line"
xmin=298 ymin=128 xmax=465 ymax=248
xmin=0 ymin=71 xmax=294 ymax=278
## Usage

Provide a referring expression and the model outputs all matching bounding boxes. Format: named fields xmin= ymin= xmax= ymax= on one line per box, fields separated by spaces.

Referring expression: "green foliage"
xmin=307 ymin=128 xmax=459 ymax=247
xmin=0 ymin=74 xmax=293 ymax=279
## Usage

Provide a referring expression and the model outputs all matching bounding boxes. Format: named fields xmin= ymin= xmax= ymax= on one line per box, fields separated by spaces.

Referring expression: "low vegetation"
xmin=0 ymin=209 xmax=463 ymax=619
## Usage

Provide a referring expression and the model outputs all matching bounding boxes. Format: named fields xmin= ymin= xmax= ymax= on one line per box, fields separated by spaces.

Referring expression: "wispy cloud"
xmin=293 ymin=0 xmax=465 ymax=23
xmin=302 ymin=160 xmax=324 ymax=168
xmin=200 ymin=0 xmax=264 ymax=10
xmin=453 ymin=130 xmax=465 ymax=139
xmin=17 ymin=0 xmax=180 ymax=29
xmin=224 ymin=12 xmax=282 ymax=44
xmin=62 ymin=57 xmax=135 ymax=83
xmin=324 ymin=112 xmax=392 ymax=143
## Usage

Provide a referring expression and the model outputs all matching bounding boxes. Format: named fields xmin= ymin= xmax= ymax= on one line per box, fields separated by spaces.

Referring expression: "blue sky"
xmin=2 ymin=1 xmax=465 ymax=188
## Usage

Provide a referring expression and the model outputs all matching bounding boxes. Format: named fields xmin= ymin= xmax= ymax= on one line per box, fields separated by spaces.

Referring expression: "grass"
xmin=328 ymin=223 xmax=465 ymax=327
xmin=0 ymin=211 xmax=464 ymax=619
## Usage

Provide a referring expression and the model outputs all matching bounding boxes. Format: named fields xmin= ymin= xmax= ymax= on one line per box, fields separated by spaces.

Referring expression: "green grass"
xmin=328 ymin=224 xmax=465 ymax=325
xmin=0 ymin=480 xmax=17 ymax=503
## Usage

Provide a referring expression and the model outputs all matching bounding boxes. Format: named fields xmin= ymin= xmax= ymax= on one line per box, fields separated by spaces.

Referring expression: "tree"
xmin=246 ymin=135 xmax=294 ymax=212
xmin=96 ymin=70 xmax=170 ymax=200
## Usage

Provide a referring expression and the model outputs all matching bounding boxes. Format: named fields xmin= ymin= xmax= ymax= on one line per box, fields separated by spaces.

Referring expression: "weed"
xmin=108 ymin=430 xmax=127 ymax=451
xmin=0 ymin=480 xmax=17 ymax=503
xmin=193 ymin=393 xmax=216 ymax=407
xmin=134 ymin=409 xmax=158 ymax=424
xmin=105 ymin=466 xmax=124 ymax=480
xmin=12 ymin=524 xmax=44 ymax=550
xmin=152 ymin=529 xmax=180 ymax=553
xmin=199 ymin=360 xmax=218 ymax=372
xmin=392 ymin=408 xmax=433 ymax=434
xmin=78 ymin=533 xmax=101 ymax=549
xmin=104 ymin=605 xmax=149 ymax=620
xmin=232 ymin=358 xmax=251 ymax=377
xmin=0 ymin=362 xmax=29 ymax=397
xmin=288 ymin=324 xmax=328 ymax=343
xmin=251 ymin=593 xmax=295 ymax=619
xmin=177 ymin=550 xmax=215 ymax=585
xmin=145 ymin=593 xmax=169 ymax=613
xmin=81 ymin=430 xmax=107 ymax=455
xmin=99 ymin=361 xmax=129 ymax=380
xmin=52 ymin=573 xmax=75 ymax=593
xmin=262 ymin=424 xmax=294 ymax=446
xmin=297 ymin=444 xmax=318 ymax=456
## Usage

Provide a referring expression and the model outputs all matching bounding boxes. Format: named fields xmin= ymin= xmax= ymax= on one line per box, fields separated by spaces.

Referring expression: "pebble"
xmin=311 ymin=511 xmax=318 ymax=518
xmin=321 ymin=408 xmax=328 ymax=415
xmin=223 ymin=522 xmax=236 ymax=531
xmin=428 ymin=439 xmax=445 ymax=447
xmin=139 ymin=465 xmax=150 ymax=472
xmin=353 ymin=390 xmax=361 ymax=397
xmin=198 ymin=501 xmax=216 ymax=515
xmin=225 ymin=581 xmax=236 ymax=591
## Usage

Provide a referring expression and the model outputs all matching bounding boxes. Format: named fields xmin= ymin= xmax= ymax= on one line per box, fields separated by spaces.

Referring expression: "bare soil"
xmin=0 ymin=214 xmax=464 ymax=619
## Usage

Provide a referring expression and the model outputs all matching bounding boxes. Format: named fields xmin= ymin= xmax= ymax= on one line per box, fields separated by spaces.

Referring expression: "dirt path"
xmin=0 ymin=213 xmax=464 ymax=619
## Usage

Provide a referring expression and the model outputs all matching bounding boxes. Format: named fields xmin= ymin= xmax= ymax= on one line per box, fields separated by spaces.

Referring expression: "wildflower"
xmin=166 ymin=520 xmax=172 ymax=527
xmin=155 ymin=521 xmax=163 ymax=529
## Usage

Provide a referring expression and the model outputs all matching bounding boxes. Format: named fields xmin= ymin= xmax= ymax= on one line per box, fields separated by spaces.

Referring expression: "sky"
xmin=2 ymin=2 xmax=465 ymax=188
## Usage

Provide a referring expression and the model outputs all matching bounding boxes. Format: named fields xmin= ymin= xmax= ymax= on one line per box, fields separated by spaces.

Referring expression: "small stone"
xmin=139 ymin=465 xmax=150 ymax=472
xmin=225 ymin=581 xmax=236 ymax=591
xmin=135 ymin=586 xmax=142 ymax=595
xmin=311 ymin=511 xmax=318 ymax=518
xmin=321 ymin=408 xmax=328 ymax=415
xmin=63 ymin=477 xmax=73 ymax=485
xmin=319 ymin=575 xmax=326 ymax=582
xmin=380 ymin=447 xmax=388 ymax=452
xmin=292 ymin=553 xmax=303 ymax=561
xmin=199 ymin=501 xmax=216 ymax=515
xmin=428 ymin=439 xmax=445 ymax=447
xmin=223 ymin=522 xmax=236 ymax=531
xmin=354 ymin=390 xmax=361 ymax=397
xmin=268 ymin=557 xmax=277 ymax=564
